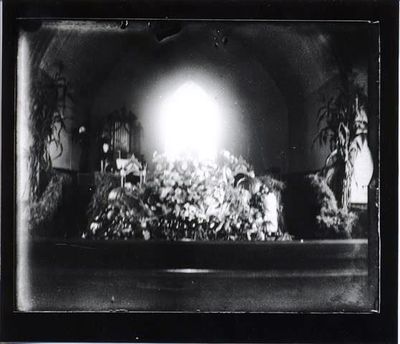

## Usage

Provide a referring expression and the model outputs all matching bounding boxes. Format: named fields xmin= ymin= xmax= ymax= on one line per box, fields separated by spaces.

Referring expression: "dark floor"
xmin=19 ymin=238 xmax=375 ymax=312
xmin=26 ymin=266 xmax=369 ymax=312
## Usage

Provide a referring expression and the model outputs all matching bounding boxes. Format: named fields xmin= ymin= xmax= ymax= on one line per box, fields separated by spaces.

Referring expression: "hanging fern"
xmin=29 ymin=62 xmax=71 ymax=201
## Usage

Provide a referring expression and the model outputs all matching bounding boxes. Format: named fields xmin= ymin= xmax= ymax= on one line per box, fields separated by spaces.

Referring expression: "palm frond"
xmin=316 ymin=80 xmax=369 ymax=211
xmin=324 ymin=149 xmax=338 ymax=168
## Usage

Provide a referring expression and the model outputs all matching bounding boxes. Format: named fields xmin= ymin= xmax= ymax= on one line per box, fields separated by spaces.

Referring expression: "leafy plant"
xmin=87 ymin=172 xmax=120 ymax=221
xmin=30 ymin=171 xmax=72 ymax=232
xmin=29 ymin=62 xmax=71 ymax=201
xmin=309 ymin=174 xmax=357 ymax=238
xmin=283 ymin=173 xmax=357 ymax=239
xmin=314 ymin=82 xmax=368 ymax=210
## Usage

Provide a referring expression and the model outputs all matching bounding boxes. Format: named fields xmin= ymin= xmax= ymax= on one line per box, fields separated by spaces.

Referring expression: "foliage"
xmin=29 ymin=63 xmax=71 ymax=201
xmin=87 ymin=172 xmax=120 ymax=221
xmin=30 ymin=171 xmax=72 ymax=231
xmin=314 ymin=82 xmax=368 ymax=209
xmin=83 ymin=151 xmax=290 ymax=241
xmin=309 ymin=173 xmax=358 ymax=239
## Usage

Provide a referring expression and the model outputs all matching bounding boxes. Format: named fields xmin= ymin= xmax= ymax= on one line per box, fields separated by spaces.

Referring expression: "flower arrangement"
xmin=83 ymin=151 xmax=290 ymax=241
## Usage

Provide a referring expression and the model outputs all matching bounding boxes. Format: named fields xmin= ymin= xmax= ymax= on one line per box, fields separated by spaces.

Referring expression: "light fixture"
xmin=101 ymin=142 xmax=110 ymax=172
xmin=102 ymin=142 xmax=110 ymax=154
xmin=160 ymin=81 xmax=221 ymax=160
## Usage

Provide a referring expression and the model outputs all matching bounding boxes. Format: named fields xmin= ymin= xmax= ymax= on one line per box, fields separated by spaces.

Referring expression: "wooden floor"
xmin=20 ymin=238 xmax=375 ymax=312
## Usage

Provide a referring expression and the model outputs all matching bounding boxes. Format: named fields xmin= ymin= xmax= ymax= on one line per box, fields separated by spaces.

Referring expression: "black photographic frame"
xmin=1 ymin=0 xmax=398 ymax=342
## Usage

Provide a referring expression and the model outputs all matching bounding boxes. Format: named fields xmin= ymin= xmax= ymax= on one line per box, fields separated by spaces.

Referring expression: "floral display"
xmin=83 ymin=151 xmax=290 ymax=241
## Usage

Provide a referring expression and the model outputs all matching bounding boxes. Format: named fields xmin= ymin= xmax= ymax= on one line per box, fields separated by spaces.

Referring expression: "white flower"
xmin=214 ymin=187 xmax=225 ymax=204
xmin=160 ymin=186 xmax=172 ymax=200
xmin=263 ymin=192 xmax=278 ymax=233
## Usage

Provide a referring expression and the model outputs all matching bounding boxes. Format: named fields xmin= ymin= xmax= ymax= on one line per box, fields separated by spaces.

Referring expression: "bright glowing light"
xmin=102 ymin=142 xmax=110 ymax=153
xmin=160 ymin=81 xmax=221 ymax=160
xmin=350 ymin=140 xmax=374 ymax=204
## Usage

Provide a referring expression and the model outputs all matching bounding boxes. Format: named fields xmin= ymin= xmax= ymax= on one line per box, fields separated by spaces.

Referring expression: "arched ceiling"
xmin=21 ymin=20 xmax=370 ymax=118
xmin=19 ymin=20 xmax=371 ymax=173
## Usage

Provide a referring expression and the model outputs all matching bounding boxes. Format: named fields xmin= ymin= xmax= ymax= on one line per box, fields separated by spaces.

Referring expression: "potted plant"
xmin=314 ymin=80 xmax=368 ymax=211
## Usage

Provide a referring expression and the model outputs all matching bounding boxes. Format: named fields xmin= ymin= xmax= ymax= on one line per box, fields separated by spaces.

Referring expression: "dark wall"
xmin=20 ymin=20 xmax=374 ymax=175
